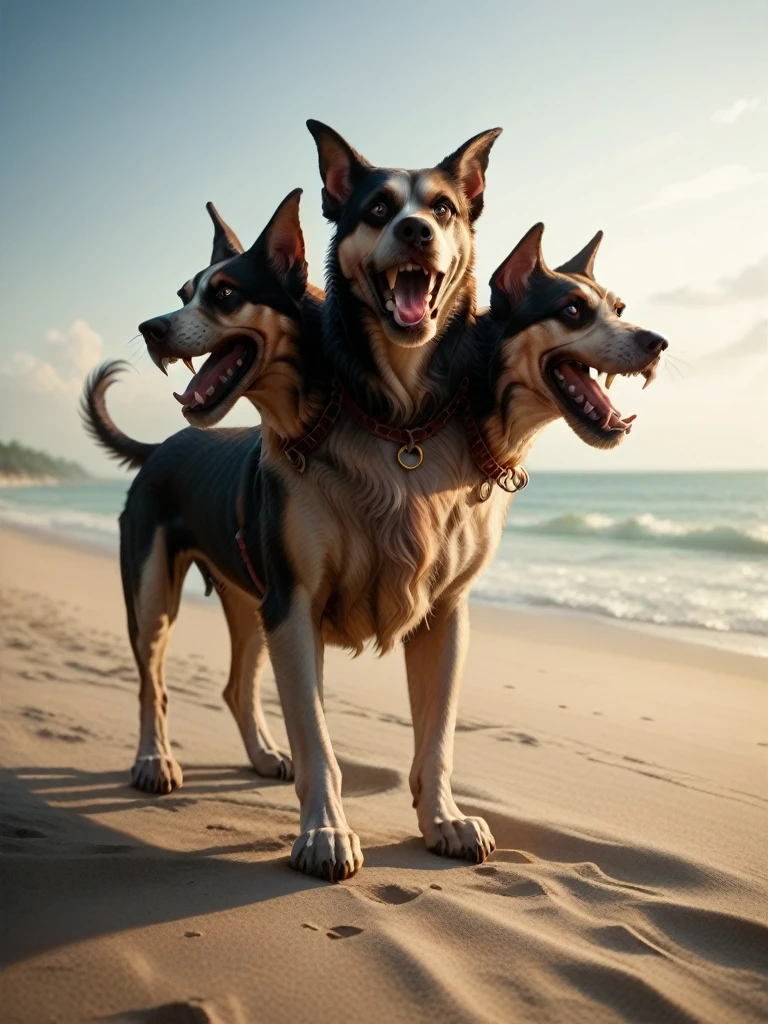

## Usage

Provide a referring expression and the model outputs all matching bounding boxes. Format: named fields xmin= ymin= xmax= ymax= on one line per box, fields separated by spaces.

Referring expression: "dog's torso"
xmin=259 ymin=419 xmax=512 ymax=653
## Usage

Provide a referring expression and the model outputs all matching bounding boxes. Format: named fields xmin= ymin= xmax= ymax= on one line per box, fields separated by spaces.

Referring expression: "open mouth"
xmin=372 ymin=262 xmax=444 ymax=329
xmin=546 ymin=358 xmax=658 ymax=435
xmin=172 ymin=337 xmax=259 ymax=413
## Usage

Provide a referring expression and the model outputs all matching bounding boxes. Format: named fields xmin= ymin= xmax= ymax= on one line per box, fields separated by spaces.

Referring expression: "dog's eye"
xmin=561 ymin=304 xmax=581 ymax=319
xmin=367 ymin=200 xmax=389 ymax=222
xmin=215 ymin=286 xmax=233 ymax=301
xmin=432 ymin=199 xmax=453 ymax=219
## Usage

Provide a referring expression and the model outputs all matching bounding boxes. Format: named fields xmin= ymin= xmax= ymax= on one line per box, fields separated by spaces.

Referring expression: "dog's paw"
xmin=290 ymin=827 xmax=363 ymax=882
xmin=130 ymin=753 xmax=183 ymax=794
xmin=250 ymin=747 xmax=294 ymax=782
xmin=424 ymin=816 xmax=495 ymax=863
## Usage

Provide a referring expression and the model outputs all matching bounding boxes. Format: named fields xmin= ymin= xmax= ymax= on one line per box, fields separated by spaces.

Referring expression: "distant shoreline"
xmin=0 ymin=473 xmax=61 ymax=488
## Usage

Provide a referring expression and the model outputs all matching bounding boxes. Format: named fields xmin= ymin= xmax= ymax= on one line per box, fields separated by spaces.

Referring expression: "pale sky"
xmin=0 ymin=0 xmax=766 ymax=474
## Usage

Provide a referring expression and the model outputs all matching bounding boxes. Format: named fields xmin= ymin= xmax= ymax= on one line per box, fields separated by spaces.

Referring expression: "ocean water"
xmin=1 ymin=471 xmax=765 ymax=657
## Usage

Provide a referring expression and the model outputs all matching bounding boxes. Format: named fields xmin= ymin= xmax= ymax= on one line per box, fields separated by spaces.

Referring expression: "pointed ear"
xmin=306 ymin=119 xmax=372 ymax=220
xmin=556 ymin=231 xmax=603 ymax=279
xmin=437 ymin=127 xmax=502 ymax=221
xmin=206 ymin=202 xmax=244 ymax=265
xmin=249 ymin=189 xmax=308 ymax=301
xmin=491 ymin=223 xmax=546 ymax=304
xmin=259 ymin=188 xmax=305 ymax=275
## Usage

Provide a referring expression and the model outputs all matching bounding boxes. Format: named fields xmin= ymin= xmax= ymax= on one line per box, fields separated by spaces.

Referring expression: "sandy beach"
xmin=1 ymin=525 xmax=766 ymax=1023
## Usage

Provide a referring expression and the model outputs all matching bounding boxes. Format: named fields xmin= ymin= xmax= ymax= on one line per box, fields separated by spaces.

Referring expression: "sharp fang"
xmin=161 ymin=357 xmax=169 ymax=376
xmin=584 ymin=401 xmax=594 ymax=414
xmin=385 ymin=268 xmax=398 ymax=291
xmin=206 ymin=386 xmax=215 ymax=397
xmin=194 ymin=391 xmax=204 ymax=405
xmin=183 ymin=358 xmax=195 ymax=374
xmin=219 ymin=375 xmax=228 ymax=384
xmin=605 ymin=373 xmax=616 ymax=390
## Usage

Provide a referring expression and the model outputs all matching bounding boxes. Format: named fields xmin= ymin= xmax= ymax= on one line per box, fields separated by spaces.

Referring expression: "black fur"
xmin=80 ymin=362 xmax=158 ymax=470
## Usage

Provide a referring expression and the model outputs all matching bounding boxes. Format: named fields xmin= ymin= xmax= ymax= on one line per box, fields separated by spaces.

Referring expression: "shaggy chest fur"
xmin=266 ymin=419 xmax=510 ymax=653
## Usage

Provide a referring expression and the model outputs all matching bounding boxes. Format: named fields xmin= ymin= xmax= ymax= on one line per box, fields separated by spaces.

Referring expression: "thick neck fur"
xmin=323 ymin=247 xmax=479 ymax=425
xmin=249 ymin=293 xmax=331 ymax=445
xmin=473 ymin=315 xmax=560 ymax=469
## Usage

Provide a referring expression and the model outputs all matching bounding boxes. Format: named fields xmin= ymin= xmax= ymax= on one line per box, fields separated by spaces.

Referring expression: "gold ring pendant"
xmin=397 ymin=444 xmax=424 ymax=470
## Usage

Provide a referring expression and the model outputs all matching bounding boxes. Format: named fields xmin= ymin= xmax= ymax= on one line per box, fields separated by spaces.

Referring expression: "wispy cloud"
xmin=716 ymin=319 xmax=767 ymax=359
xmin=0 ymin=319 xmax=104 ymax=394
xmin=641 ymin=165 xmax=766 ymax=210
xmin=711 ymin=97 xmax=762 ymax=125
xmin=653 ymin=255 xmax=768 ymax=306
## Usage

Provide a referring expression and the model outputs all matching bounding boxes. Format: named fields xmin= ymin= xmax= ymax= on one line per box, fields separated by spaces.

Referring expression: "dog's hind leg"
xmin=218 ymin=585 xmax=293 ymax=781
xmin=122 ymin=521 xmax=186 ymax=794
xmin=404 ymin=596 xmax=495 ymax=863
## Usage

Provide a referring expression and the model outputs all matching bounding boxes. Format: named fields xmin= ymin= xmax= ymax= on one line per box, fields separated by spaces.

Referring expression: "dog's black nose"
xmin=635 ymin=329 xmax=668 ymax=355
xmin=138 ymin=317 xmax=171 ymax=344
xmin=395 ymin=216 xmax=433 ymax=248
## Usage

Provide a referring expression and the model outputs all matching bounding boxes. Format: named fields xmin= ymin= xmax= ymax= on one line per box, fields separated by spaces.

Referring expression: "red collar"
xmin=463 ymin=403 xmax=529 ymax=495
xmin=280 ymin=376 xmax=527 ymax=496
xmin=341 ymin=378 xmax=469 ymax=449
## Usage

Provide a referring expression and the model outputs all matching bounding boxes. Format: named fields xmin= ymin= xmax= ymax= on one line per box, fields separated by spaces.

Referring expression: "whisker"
xmin=125 ymin=333 xmax=141 ymax=347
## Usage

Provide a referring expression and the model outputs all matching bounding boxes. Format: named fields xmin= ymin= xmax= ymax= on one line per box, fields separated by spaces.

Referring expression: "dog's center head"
xmin=489 ymin=225 xmax=669 ymax=451
xmin=307 ymin=120 xmax=501 ymax=349
xmin=137 ymin=190 xmax=308 ymax=427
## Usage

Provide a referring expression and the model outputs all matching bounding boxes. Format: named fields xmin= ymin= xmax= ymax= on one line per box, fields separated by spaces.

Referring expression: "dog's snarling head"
xmin=137 ymin=190 xmax=308 ymax=427
xmin=488 ymin=225 xmax=668 ymax=450
xmin=307 ymin=120 xmax=501 ymax=350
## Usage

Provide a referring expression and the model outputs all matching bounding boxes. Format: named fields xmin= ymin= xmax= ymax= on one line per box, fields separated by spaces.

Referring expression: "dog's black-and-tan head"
xmin=486 ymin=225 xmax=668 ymax=451
xmin=138 ymin=190 xmax=309 ymax=427
xmin=307 ymin=120 xmax=501 ymax=351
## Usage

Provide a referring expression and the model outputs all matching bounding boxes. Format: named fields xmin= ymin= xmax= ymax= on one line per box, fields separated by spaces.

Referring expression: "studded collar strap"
xmin=462 ymin=403 xmax=529 ymax=494
xmin=281 ymin=381 xmax=344 ymax=473
xmin=340 ymin=378 xmax=470 ymax=450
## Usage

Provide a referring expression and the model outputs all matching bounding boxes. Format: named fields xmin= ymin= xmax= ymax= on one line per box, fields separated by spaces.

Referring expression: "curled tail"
xmin=80 ymin=361 xmax=158 ymax=470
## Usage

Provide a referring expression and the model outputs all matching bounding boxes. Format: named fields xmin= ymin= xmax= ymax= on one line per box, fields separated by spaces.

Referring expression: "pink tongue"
xmin=394 ymin=273 xmax=429 ymax=326
xmin=173 ymin=342 xmax=248 ymax=407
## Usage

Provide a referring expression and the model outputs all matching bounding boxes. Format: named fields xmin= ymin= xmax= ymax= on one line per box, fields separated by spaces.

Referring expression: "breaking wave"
xmin=510 ymin=512 xmax=768 ymax=557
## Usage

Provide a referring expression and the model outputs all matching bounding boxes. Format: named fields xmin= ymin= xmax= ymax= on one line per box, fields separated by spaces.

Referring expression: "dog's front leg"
xmin=404 ymin=597 xmax=495 ymax=862
xmin=266 ymin=587 xmax=362 ymax=881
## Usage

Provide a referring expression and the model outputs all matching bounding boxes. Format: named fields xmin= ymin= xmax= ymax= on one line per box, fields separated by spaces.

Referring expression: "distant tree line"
xmin=0 ymin=440 xmax=90 ymax=481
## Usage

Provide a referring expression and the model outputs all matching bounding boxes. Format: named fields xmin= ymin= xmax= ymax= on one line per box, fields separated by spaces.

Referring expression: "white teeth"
xmin=161 ymin=357 xmax=169 ymax=372
xmin=568 ymin=385 xmax=576 ymax=394
xmin=227 ymin=367 xmax=234 ymax=377
xmin=386 ymin=268 xmax=398 ymax=291
xmin=194 ymin=391 xmax=204 ymax=405
xmin=584 ymin=401 xmax=594 ymax=414
xmin=555 ymin=370 xmax=564 ymax=381
xmin=575 ymin=395 xmax=584 ymax=404
xmin=219 ymin=375 xmax=228 ymax=384
xmin=589 ymin=411 xmax=599 ymax=420
xmin=605 ymin=373 xmax=616 ymax=389
xmin=236 ymin=358 xmax=243 ymax=367
xmin=385 ymin=299 xmax=395 ymax=311
xmin=206 ymin=386 xmax=215 ymax=397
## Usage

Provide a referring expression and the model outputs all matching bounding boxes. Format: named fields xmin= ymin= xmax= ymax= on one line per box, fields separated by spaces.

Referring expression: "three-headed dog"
xmin=84 ymin=126 xmax=668 ymax=883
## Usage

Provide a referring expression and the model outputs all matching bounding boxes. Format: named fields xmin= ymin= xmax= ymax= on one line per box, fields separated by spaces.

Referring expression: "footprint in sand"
xmin=327 ymin=925 xmax=364 ymax=940
xmin=364 ymin=883 xmax=422 ymax=905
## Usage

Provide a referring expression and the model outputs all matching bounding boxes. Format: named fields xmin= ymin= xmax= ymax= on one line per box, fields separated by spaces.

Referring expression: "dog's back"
xmin=122 ymin=425 xmax=263 ymax=596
